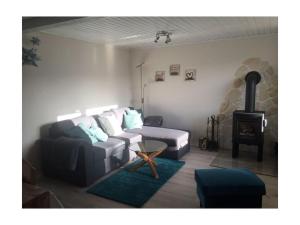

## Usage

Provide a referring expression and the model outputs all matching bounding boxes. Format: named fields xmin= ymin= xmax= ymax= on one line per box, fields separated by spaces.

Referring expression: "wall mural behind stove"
xmin=218 ymin=58 xmax=278 ymax=154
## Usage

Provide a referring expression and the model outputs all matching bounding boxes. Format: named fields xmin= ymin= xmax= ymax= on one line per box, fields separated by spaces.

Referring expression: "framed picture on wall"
xmin=169 ymin=64 xmax=180 ymax=75
xmin=185 ymin=69 xmax=196 ymax=81
xmin=155 ymin=71 xmax=165 ymax=81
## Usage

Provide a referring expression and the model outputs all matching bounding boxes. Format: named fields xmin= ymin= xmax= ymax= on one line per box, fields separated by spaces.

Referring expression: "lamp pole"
xmin=136 ymin=62 xmax=145 ymax=114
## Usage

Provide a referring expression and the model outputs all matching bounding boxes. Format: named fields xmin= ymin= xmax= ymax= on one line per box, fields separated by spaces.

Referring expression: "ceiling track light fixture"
xmin=154 ymin=31 xmax=172 ymax=44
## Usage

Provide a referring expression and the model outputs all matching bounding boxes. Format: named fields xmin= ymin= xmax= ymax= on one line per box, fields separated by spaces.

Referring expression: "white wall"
xmin=131 ymin=35 xmax=278 ymax=146
xmin=22 ymin=33 xmax=132 ymax=166
xmin=23 ymin=33 xmax=278 ymax=166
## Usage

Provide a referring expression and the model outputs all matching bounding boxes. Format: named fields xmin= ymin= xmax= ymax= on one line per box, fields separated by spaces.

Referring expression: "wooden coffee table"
xmin=129 ymin=140 xmax=168 ymax=179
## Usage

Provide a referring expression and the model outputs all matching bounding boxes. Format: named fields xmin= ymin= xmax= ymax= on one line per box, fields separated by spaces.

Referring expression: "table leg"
xmin=148 ymin=160 xmax=159 ymax=179
xmin=147 ymin=152 xmax=159 ymax=167
xmin=152 ymin=160 xmax=157 ymax=167
xmin=129 ymin=160 xmax=147 ymax=172
xmin=129 ymin=150 xmax=163 ymax=179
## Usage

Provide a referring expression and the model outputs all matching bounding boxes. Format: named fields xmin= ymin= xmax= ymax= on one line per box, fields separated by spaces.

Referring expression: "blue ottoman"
xmin=194 ymin=168 xmax=266 ymax=208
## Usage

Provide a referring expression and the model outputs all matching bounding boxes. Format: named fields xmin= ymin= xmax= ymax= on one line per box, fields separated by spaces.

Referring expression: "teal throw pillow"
xmin=78 ymin=123 xmax=98 ymax=144
xmin=124 ymin=112 xmax=143 ymax=129
xmin=89 ymin=125 xmax=108 ymax=142
xmin=127 ymin=109 xmax=139 ymax=115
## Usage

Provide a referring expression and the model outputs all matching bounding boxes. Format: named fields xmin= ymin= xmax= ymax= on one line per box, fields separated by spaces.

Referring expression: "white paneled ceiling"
xmin=39 ymin=17 xmax=278 ymax=48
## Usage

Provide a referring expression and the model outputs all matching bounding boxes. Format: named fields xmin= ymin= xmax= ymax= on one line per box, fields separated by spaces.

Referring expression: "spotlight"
xmin=154 ymin=31 xmax=172 ymax=44
xmin=165 ymin=35 xmax=171 ymax=44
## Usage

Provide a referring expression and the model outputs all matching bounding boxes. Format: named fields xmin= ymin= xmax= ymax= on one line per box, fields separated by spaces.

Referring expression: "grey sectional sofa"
xmin=40 ymin=107 xmax=190 ymax=186
xmin=40 ymin=116 xmax=130 ymax=187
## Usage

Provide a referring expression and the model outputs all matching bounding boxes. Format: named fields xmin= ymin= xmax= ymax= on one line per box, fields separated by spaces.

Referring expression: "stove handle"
xmin=261 ymin=118 xmax=267 ymax=132
xmin=263 ymin=119 xmax=268 ymax=127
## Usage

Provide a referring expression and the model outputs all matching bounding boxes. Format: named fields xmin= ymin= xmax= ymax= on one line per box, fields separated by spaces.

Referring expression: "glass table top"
xmin=129 ymin=140 xmax=168 ymax=153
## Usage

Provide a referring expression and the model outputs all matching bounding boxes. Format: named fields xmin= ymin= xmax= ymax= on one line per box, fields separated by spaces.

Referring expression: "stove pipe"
xmin=245 ymin=71 xmax=261 ymax=112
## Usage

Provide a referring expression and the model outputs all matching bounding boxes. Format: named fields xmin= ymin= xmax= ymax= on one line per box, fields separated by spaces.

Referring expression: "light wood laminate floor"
xmin=39 ymin=147 xmax=278 ymax=208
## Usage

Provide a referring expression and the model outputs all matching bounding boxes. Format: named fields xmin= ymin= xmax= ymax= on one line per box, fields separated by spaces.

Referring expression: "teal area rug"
xmin=87 ymin=158 xmax=185 ymax=207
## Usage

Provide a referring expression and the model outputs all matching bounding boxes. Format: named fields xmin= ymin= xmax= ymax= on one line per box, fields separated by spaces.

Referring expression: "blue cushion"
xmin=128 ymin=107 xmax=144 ymax=120
xmin=78 ymin=123 xmax=98 ymax=144
xmin=124 ymin=110 xmax=143 ymax=129
xmin=194 ymin=168 xmax=266 ymax=196
xmin=126 ymin=109 xmax=140 ymax=116
xmin=89 ymin=125 xmax=108 ymax=142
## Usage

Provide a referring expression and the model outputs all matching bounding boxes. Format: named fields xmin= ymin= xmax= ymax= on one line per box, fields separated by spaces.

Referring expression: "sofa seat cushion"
xmin=113 ymin=132 xmax=142 ymax=145
xmin=92 ymin=138 xmax=125 ymax=159
xmin=126 ymin=126 xmax=189 ymax=150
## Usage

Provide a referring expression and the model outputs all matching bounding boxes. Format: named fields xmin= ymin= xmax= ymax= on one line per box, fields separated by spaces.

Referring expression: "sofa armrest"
xmin=144 ymin=116 xmax=163 ymax=127
xmin=40 ymin=137 xmax=105 ymax=186
xmin=40 ymin=137 xmax=90 ymax=170
xmin=160 ymin=126 xmax=192 ymax=149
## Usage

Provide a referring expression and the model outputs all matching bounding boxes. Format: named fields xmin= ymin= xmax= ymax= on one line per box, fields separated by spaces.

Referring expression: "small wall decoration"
xmin=155 ymin=71 xmax=165 ymax=81
xmin=22 ymin=37 xmax=41 ymax=67
xmin=185 ymin=69 xmax=196 ymax=81
xmin=170 ymin=64 xmax=180 ymax=75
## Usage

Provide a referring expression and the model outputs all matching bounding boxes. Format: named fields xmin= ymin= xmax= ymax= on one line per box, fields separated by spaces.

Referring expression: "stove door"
xmin=233 ymin=112 xmax=265 ymax=144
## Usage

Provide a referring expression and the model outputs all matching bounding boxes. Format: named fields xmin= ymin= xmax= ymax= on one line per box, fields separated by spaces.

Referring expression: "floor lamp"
xmin=136 ymin=62 xmax=145 ymax=113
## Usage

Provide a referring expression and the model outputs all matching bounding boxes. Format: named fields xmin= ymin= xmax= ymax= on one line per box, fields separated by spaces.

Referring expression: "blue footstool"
xmin=194 ymin=168 xmax=266 ymax=208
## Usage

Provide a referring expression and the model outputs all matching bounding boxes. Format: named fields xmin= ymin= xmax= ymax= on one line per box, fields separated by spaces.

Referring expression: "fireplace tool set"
xmin=199 ymin=115 xmax=219 ymax=151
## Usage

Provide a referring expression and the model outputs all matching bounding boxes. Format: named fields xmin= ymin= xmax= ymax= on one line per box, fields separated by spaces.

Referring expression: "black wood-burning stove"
xmin=232 ymin=71 xmax=267 ymax=161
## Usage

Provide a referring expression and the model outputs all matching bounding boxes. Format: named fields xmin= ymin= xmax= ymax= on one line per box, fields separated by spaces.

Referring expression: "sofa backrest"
xmin=49 ymin=119 xmax=75 ymax=138
xmin=49 ymin=116 xmax=98 ymax=138
xmin=71 ymin=116 xmax=98 ymax=128
xmin=49 ymin=108 xmax=132 ymax=139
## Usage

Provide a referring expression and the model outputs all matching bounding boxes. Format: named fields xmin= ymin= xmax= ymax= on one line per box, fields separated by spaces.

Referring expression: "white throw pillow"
xmin=98 ymin=114 xmax=123 ymax=136
xmin=112 ymin=107 xmax=129 ymax=127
